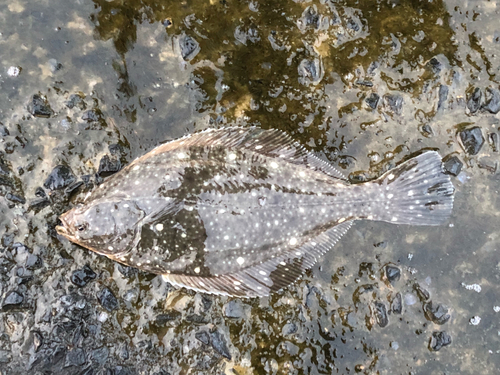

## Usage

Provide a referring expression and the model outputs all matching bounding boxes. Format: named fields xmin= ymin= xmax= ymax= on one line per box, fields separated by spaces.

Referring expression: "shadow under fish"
xmin=56 ymin=127 xmax=455 ymax=298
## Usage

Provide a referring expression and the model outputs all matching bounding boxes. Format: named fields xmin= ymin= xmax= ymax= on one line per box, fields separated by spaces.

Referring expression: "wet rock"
xmin=414 ymin=283 xmax=430 ymax=302
xmin=26 ymin=254 xmax=42 ymax=270
xmin=210 ymin=330 xmax=231 ymax=359
xmin=482 ymin=87 xmax=500 ymax=114
xmin=6 ymin=193 xmax=25 ymax=204
xmin=443 ymin=155 xmax=463 ymax=176
xmin=421 ymin=124 xmax=433 ymax=137
xmin=28 ymin=198 xmax=50 ymax=212
xmin=35 ymin=187 xmax=46 ymax=198
xmin=385 ymin=265 xmax=400 ymax=284
xmin=0 ymin=123 xmax=9 ymax=136
xmin=81 ymin=109 xmax=101 ymax=123
xmin=71 ymin=265 xmax=97 ymax=287
xmin=2 ymin=290 xmax=24 ymax=310
xmin=459 ymin=127 xmax=484 ymax=155
xmin=117 ymin=264 xmax=138 ymax=278
xmin=298 ymin=5 xmax=321 ymax=31
xmin=390 ymin=292 xmax=403 ymax=314
xmin=179 ymin=34 xmax=200 ymax=61
xmin=373 ymin=302 xmax=389 ymax=327
xmin=298 ymin=58 xmax=323 ymax=85
xmin=64 ymin=181 xmax=83 ymax=196
xmin=488 ymin=132 xmax=499 ymax=152
xmin=467 ymin=87 xmax=482 ymax=114
xmin=114 ymin=365 xmax=133 ymax=375
xmin=195 ymin=330 xmax=211 ymax=345
xmin=234 ymin=25 xmax=260 ymax=45
xmin=65 ymin=348 xmax=86 ymax=367
xmin=65 ymin=94 xmax=86 ymax=110
xmin=365 ymin=93 xmax=380 ymax=109
xmin=119 ymin=343 xmax=129 ymax=360
xmin=423 ymin=302 xmax=450 ymax=325
xmin=426 ymin=57 xmax=442 ymax=74
xmin=28 ymin=94 xmax=53 ymax=118
xmin=43 ymin=165 xmax=77 ymax=190
xmin=224 ymin=300 xmax=244 ymax=318
xmin=90 ymin=346 xmax=109 ymax=365
xmin=98 ymin=155 xmax=121 ymax=177
xmin=429 ymin=331 xmax=452 ymax=351
xmin=186 ymin=313 xmax=209 ymax=324
xmin=0 ymin=350 xmax=11 ymax=363
xmin=437 ymin=85 xmax=448 ymax=110
xmin=383 ymin=94 xmax=403 ymax=115
xmin=97 ymin=287 xmax=118 ymax=311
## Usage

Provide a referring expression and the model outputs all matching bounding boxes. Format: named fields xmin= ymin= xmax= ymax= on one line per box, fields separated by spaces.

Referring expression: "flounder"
xmin=56 ymin=127 xmax=454 ymax=297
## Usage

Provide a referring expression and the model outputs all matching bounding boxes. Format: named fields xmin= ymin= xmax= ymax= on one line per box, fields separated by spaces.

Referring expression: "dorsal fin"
xmin=161 ymin=221 xmax=353 ymax=298
xmin=141 ymin=127 xmax=348 ymax=182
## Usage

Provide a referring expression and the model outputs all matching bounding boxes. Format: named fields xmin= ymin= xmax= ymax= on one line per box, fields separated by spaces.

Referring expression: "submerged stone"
xmin=467 ymin=87 xmax=482 ymax=114
xmin=28 ymin=94 xmax=53 ymax=118
xmin=71 ymin=265 xmax=97 ymax=287
xmin=443 ymin=155 xmax=463 ymax=176
xmin=97 ymin=287 xmax=118 ymax=311
xmin=423 ymin=302 xmax=450 ymax=325
xmin=429 ymin=331 xmax=452 ymax=351
xmin=385 ymin=265 xmax=400 ymax=284
xmin=44 ymin=165 xmax=76 ymax=190
xmin=459 ymin=127 xmax=484 ymax=155
xmin=482 ymin=87 xmax=500 ymax=114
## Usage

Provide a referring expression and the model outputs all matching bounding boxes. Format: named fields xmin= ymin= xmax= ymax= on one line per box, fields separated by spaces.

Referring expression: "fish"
xmin=56 ymin=127 xmax=455 ymax=298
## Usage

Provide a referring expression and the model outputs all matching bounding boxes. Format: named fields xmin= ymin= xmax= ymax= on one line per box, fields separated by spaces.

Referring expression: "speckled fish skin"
xmin=56 ymin=127 xmax=455 ymax=297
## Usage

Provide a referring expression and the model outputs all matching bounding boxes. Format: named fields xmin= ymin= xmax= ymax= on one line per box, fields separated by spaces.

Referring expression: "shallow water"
xmin=0 ymin=0 xmax=499 ymax=374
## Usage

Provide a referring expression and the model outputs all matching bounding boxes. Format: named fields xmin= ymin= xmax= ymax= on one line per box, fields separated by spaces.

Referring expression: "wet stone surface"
xmin=459 ymin=127 xmax=485 ymax=155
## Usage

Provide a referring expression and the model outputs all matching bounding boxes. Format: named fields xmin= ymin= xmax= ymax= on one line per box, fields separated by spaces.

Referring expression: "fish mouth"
xmin=56 ymin=214 xmax=75 ymax=240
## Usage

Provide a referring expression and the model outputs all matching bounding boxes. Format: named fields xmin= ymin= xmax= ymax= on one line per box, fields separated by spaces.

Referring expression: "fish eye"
xmin=76 ymin=223 xmax=88 ymax=232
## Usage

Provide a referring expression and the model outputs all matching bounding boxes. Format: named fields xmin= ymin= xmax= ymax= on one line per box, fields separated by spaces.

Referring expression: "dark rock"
xmin=155 ymin=311 xmax=181 ymax=325
xmin=414 ymin=283 xmax=430 ymax=302
xmin=0 ymin=350 xmax=11 ymax=363
xmin=28 ymin=94 xmax=53 ymax=118
xmin=98 ymin=155 xmax=121 ymax=177
xmin=28 ymin=198 xmax=50 ymax=212
xmin=179 ymin=35 xmax=199 ymax=61
xmin=43 ymin=165 xmax=76 ymax=190
xmin=195 ymin=330 xmax=211 ymax=345
xmin=0 ymin=123 xmax=9 ymax=136
xmin=373 ymin=302 xmax=389 ymax=327
xmin=482 ymin=87 xmax=500 ymax=114
xmin=429 ymin=331 xmax=452 ymax=351
xmin=488 ymin=132 xmax=499 ymax=152
xmin=117 ymin=264 xmax=138 ymax=278
xmin=210 ymin=330 xmax=231 ymax=359
xmin=390 ymin=292 xmax=403 ymax=314
xmin=365 ymin=93 xmax=380 ymax=109
xmin=443 ymin=155 xmax=463 ymax=176
xmin=426 ymin=57 xmax=442 ymax=74
xmin=459 ymin=127 xmax=484 ymax=155
xmin=71 ymin=265 xmax=97 ymax=287
xmin=300 ymin=6 xmax=320 ymax=30
xmin=2 ymin=290 xmax=24 ymax=309
xmin=114 ymin=366 xmax=133 ymax=375
xmin=367 ymin=61 xmax=379 ymax=75
xmin=298 ymin=58 xmax=322 ymax=85
xmin=32 ymin=331 xmax=43 ymax=353
xmin=385 ymin=265 xmax=401 ymax=284
xmin=346 ymin=17 xmax=361 ymax=31
xmin=64 ymin=181 xmax=83 ymax=196
xmin=467 ymin=87 xmax=482 ymax=114
xmin=186 ymin=314 xmax=209 ymax=324
xmin=35 ymin=187 xmax=46 ymax=198
xmin=26 ymin=254 xmax=42 ymax=270
xmin=384 ymin=94 xmax=403 ymax=115
xmin=81 ymin=109 xmax=101 ymax=123
xmin=97 ymin=287 xmax=118 ymax=311
xmin=119 ymin=343 xmax=129 ymax=360
xmin=65 ymin=348 xmax=86 ymax=367
xmin=423 ymin=302 xmax=450 ymax=325
xmin=0 ymin=163 xmax=10 ymax=177
xmin=65 ymin=94 xmax=86 ymax=110
xmin=421 ymin=124 xmax=433 ymax=137
xmin=437 ymin=85 xmax=448 ymax=110
xmin=224 ymin=300 xmax=244 ymax=318
xmin=6 ymin=193 xmax=25 ymax=204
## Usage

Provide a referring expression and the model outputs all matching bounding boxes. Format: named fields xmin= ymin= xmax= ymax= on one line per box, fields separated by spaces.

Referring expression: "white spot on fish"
xmin=270 ymin=161 xmax=278 ymax=169
xmin=155 ymin=223 xmax=164 ymax=231
xmin=255 ymin=145 xmax=263 ymax=150
xmin=233 ymin=281 xmax=241 ymax=286
xmin=134 ymin=180 xmax=140 ymax=185
xmin=338 ymin=218 xmax=346 ymax=223
xmin=408 ymin=190 xmax=413 ymax=196
xmin=388 ymin=174 xmax=395 ymax=180
xmin=177 ymin=152 xmax=187 ymax=159
xmin=133 ymin=165 xmax=140 ymax=171
xmin=299 ymin=171 xmax=306 ymax=177
xmin=387 ymin=194 xmax=394 ymax=199
xmin=289 ymin=237 xmax=297 ymax=246
xmin=108 ymin=246 xmax=113 ymax=251
xmin=237 ymin=257 xmax=245 ymax=265
xmin=228 ymin=153 xmax=237 ymax=161
xmin=391 ymin=217 xmax=398 ymax=222
xmin=194 ymin=267 xmax=200 ymax=274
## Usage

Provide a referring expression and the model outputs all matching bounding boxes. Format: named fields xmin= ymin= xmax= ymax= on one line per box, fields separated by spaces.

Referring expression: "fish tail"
xmin=372 ymin=151 xmax=455 ymax=226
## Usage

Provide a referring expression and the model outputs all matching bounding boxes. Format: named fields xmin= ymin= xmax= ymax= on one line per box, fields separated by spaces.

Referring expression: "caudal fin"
xmin=375 ymin=151 xmax=455 ymax=226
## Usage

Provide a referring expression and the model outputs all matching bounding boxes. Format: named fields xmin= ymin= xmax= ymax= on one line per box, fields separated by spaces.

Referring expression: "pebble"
xmin=385 ymin=265 xmax=400 ymax=284
xmin=65 ymin=348 xmax=86 ymax=367
xmin=429 ymin=331 xmax=452 ymax=351
xmin=459 ymin=127 xmax=484 ymax=155
xmin=414 ymin=283 xmax=430 ymax=302
xmin=97 ymin=287 xmax=119 ymax=311
xmin=70 ymin=265 xmax=97 ymax=287
xmin=25 ymin=254 xmax=42 ymax=270
xmin=28 ymin=94 xmax=53 ymax=118
xmin=195 ymin=330 xmax=211 ymax=345
xmin=81 ymin=109 xmax=101 ymax=123
xmin=365 ymin=93 xmax=380 ymax=109
xmin=373 ymin=302 xmax=389 ymax=327
xmin=155 ymin=311 xmax=181 ymax=325
xmin=282 ymin=322 xmax=298 ymax=335
xmin=467 ymin=87 xmax=482 ymax=114
xmin=443 ymin=155 xmax=463 ymax=176
xmin=179 ymin=35 xmax=199 ymax=61
xmin=98 ymin=155 xmax=121 ymax=177
xmin=488 ymin=132 xmax=498 ymax=152
xmin=482 ymin=87 xmax=500 ymax=114
xmin=298 ymin=58 xmax=323 ymax=85
xmin=43 ymin=165 xmax=77 ymax=190
xmin=32 ymin=331 xmax=43 ymax=353
xmin=423 ymin=302 xmax=450 ymax=325
xmin=2 ymin=290 xmax=24 ymax=310
xmin=383 ymin=94 xmax=403 ymax=115
xmin=210 ymin=330 xmax=231 ymax=359
xmin=6 ymin=193 xmax=26 ymax=204
xmin=224 ymin=300 xmax=244 ymax=318
xmin=65 ymin=94 xmax=86 ymax=110
xmin=437 ymin=85 xmax=448 ymax=110
xmin=391 ymin=292 xmax=403 ymax=314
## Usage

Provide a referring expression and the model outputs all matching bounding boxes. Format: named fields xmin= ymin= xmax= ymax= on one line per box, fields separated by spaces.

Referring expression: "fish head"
xmin=56 ymin=200 xmax=145 ymax=256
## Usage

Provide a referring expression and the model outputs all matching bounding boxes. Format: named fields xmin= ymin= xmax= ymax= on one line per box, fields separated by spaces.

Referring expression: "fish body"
xmin=56 ymin=127 xmax=454 ymax=297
